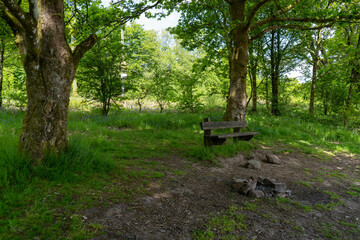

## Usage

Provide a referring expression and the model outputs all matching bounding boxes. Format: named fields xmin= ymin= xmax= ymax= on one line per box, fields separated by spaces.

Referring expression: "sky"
xmin=101 ymin=0 xmax=180 ymax=32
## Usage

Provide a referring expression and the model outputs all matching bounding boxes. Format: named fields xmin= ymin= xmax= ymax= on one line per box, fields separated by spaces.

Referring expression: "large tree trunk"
xmin=270 ymin=29 xmax=281 ymax=116
xmin=0 ymin=38 xmax=4 ymax=108
xmin=323 ymin=97 xmax=328 ymax=116
xmin=251 ymin=61 xmax=257 ymax=112
xmin=249 ymin=46 xmax=257 ymax=112
xmin=224 ymin=0 xmax=248 ymax=121
xmin=8 ymin=1 xmax=97 ymax=161
xmin=309 ymin=54 xmax=318 ymax=116
xmin=309 ymin=30 xmax=322 ymax=116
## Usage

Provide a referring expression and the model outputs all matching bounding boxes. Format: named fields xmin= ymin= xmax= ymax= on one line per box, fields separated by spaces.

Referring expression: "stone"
xmin=248 ymin=177 xmax=257 ymax=190
xmin=265 ymin=153 xmax=281 ymax=164
xmin=253 ymin=151 xmax=267 ymax=162
xmin=233 ymin=176 xmax=291 ymax=198
xmin=277 ymin=190 xmax=292 ymax=198
xmin=274 ymin=183 xmax=287 ymax=193
xmin=239 ymin=185 xmax=251 ymax=195
xmin=257 ymin=176 xmax=265 ymax=184
xmin=232 ymin=179 xmax=248 ymax=192
xmin=247 ymin=160 xmax=261 ymax=170
xmin=263 ymin=178 xmax=277 ymax=188
xmin=248 ymin=189 xmax=265 ymax=198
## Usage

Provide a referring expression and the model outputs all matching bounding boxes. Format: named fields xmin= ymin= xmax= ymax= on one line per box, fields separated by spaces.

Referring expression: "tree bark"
xmin=309 ymin=54 xmax=318 ymax=116
xmin=137 ymin=98 xmax=142 ymax=113
xmin=251 ymin=62 xmax=257 ymax=112
xmin=1 ymin=0 xmax=97 ymax=161
xmin=158 ymin=101 xmax=164 ymax=113
xmin=249 ymin=46 xmax=258 ymax=112
xmin=265 ymin=77 xmax=269 ymax=110
xmin=224 ymin=0 xmax=248 ymax=121
xmin=100 ymin=79 xmax=110 ymax=116
xmin=309 ymin=30 xmax=322 ymax=116
xmin=323 ymin=99 xmax=328 ymax=116
xmin=270 ymin=29 xmax=281 ymax=116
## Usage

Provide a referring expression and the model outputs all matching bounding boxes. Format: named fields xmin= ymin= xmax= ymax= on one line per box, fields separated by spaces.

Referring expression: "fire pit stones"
xmin=232 ymin=176 xmax=291 ymax=198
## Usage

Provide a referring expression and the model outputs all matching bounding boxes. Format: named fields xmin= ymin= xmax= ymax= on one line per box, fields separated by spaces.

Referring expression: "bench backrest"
xmin=200 ymin=118 xmax=247 ymax=130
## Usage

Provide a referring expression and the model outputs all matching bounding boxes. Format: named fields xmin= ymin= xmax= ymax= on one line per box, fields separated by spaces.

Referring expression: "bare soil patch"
xmin=86 ymin=148 xmax=360 ymax=240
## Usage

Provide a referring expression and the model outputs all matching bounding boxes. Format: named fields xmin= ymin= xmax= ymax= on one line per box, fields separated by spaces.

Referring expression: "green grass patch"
xmin=317 ymin=223 xmax=346 ymax=240
xmin=192 ymin=206 xmax=247 ymax=240
xmin=346 ymin=185 xmax=360 ymax=197
xmin=247 ymin=112 xmax=360 ymax=156
xmin=276 ymin=197 xmax=314 ymax=212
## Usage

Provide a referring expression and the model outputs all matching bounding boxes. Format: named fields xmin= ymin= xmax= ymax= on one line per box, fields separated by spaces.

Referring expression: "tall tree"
xmin=248 ymin=40 xmax=262 ymax=112
xmin=298 ymin=27 xmax=330 ymax=116
xmin=270 ymin=29 xmax=281 ymax=116
xmin=127 ymin=28 xmax=159 ymax=112
xmin=0 ymin=0 xmax=161 ymax=161
xmin=308 ymin=29 xmax=323 ymax=116
xmin=315 ymin=23 xmax=360 ymax=123
xmin=76 ymin=27 xmax=127 ymax=116
xmin=267 ymin=28 xmax=297 ymax=116
xmin=171 ymin=0 xmax=360 ymax=120
xmin=344 ymin=25 xmax=360 ymax=127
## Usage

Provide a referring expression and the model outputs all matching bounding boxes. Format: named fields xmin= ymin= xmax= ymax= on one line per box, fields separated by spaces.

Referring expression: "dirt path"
xmin=87 ymin=149 xmax=360 ymax=240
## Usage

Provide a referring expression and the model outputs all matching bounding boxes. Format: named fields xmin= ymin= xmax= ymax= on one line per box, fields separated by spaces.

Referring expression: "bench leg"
xmin=233 ymin=135 xmax=254 ymax=142
xmin=204 ymin=138 xmax=227 ymax=146
xmin=204 ymin=137 xmax=212 ymax=147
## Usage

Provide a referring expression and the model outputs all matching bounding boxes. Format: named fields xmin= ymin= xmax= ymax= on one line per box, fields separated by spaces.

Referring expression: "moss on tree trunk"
xmin=224 ymin=0 xmax=248 ymax=121
xmin=1 ymin=0 xmax=97 ymax=161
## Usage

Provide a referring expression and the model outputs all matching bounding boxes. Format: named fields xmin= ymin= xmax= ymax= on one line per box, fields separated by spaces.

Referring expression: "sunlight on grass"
xmin=1 ymin=108 xmax=359 ymax=239
xmin=298 ymin=140 xmax=312 ymax=146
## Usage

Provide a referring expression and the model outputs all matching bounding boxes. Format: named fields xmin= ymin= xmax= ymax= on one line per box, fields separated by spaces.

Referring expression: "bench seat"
xmin=206 ymin=131 xmax=260 ymax=139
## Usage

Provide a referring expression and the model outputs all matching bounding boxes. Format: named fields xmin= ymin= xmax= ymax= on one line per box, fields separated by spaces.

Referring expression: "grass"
xmin=192 ymin=206 xmax=247 ymax=240
xmin=346 ymin=185 xmax=360 ymax=197
xmin=0 ymin=107 xmax=359 ymax=239
xmin=276 ymin=197 xmax=314 ymax=212
xmin=247 ymin=111 xmax=360 ymax=157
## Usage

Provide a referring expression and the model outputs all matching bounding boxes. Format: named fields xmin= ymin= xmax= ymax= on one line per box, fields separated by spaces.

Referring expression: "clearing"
xmin=88 ymin=148 xmax=360 ymax=240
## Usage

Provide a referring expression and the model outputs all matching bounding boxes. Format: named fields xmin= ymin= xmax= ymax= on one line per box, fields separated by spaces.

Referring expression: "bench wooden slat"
xmin=205 ymin=132 xmax=260 ymax=139
xmin=200 ymin=121 xmax=247 ymax=130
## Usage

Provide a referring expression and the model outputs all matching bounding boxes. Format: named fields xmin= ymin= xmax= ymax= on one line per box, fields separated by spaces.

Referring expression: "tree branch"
xmin=28 ymin=0 xmax=39 ymax=21
xmin=0 ymin=2 xmax=22 ymax=32
xmin=0 ymin=0 xmax=33 ymax=30
xmin=200 ymin=0 xmax=227 ymax=29
xmin=274 ymin=0 xmax=302 ymax=16
xmin=73 ymin=34 xmax=98 ymax=67
xmin=250 ymin=23 xmax=334 ymax=42
xmin=250 ymin=0 xmax=303 ymax=30
xmin=101 ymin=0 xmax=161 ymax=38
xmin=246 ymin=0 xmax=272 ymax=27
xmin=251 ymin=14 xmax=360 ymax=32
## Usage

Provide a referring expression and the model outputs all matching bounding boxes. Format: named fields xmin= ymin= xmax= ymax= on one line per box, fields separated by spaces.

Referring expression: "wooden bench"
xmin=200 ymin=117 xmax=259 ymax=146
